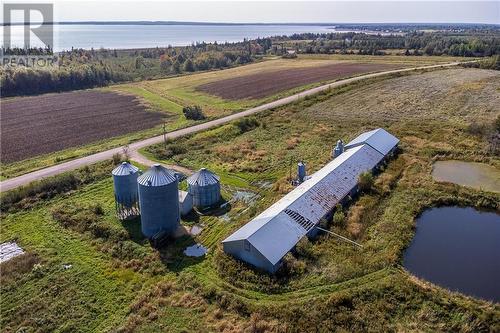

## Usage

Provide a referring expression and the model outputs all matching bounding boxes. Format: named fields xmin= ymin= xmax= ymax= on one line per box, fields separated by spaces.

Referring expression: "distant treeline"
xmin=272 ymin=31 xmax=500 ymax=57
xmin=1 ymin=40 xmax=266 ymax=97
xmin=2 ymin=28 xmax=499 ymax=97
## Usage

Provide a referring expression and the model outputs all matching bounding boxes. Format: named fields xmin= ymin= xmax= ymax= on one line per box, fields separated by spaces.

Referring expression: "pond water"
xmin=432 ymin=160 xmax=500 ymax=193
xmin=403 ymin=207 xmax=500 ymax=303
xmin=184 ymin=243 xmax=208 ymax=257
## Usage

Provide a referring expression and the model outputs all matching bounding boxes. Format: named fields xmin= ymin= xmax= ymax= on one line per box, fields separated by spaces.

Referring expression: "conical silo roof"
xmin=187 ymin=168 xmax=220 ymax=186
xmin=112 ymin=161 xmax=139 ymax=176
xmin=137 ymin=164 xmax=177 ymax=186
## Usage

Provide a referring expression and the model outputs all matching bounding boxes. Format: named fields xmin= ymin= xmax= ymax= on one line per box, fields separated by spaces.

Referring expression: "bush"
xmin=234 ymin=117 xmax=260 ymax=133
xmin=358 ymin=171 xmax=374 ymax=193
xmin=112 ymin=153 xmax=123 ymax=165
xmin=182 ymin=105 xmax=205 ymax=120
xmin=333 ymin=205 xmax=346 ymax=226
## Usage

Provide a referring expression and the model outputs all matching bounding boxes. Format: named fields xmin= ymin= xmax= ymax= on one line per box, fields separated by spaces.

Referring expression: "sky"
xmin=2 ymin=1 xmax=499 ymax=24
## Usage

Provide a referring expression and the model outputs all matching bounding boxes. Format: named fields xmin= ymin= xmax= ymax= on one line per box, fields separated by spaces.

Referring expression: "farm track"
xmin=0 ymin=62 xmax=465 ymax=192
xmin=0 ymin=90 xmax=164 ymax=163
xmin=197 ymin=62 xmax=399 ymax=99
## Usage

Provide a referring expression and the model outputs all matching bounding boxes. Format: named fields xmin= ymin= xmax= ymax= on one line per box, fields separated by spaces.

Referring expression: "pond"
xmin=403 ymin=207 xmax=500 ymax=303
xmin=432 ymin=160 xmax=500 ymax=193
xmin=184 ymin=244 xmax=208 ymax=257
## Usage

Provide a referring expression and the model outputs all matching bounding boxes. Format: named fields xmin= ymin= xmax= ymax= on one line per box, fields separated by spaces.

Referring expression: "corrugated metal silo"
xmin=297 ymin=162 xmax=306 ymax=183
xmin=137 ymin=164 xmax=180 ymax=238
xmin=187 ymin=168 xmax=221 ymax=209
xmin=333 ymin=139 xmax=344 ymax=158
xmin=112 ymin=162 xmax=140 ymax=220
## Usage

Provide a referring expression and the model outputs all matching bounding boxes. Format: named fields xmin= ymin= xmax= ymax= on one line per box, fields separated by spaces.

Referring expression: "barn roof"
xmin=223 ymin=143 xmax=385 ymax=266
xmin=345 ymin=128 xmax=399 ymax=155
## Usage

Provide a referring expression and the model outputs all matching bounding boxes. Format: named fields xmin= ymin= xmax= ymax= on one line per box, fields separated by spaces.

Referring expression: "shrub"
xmin=112 ymin=153 xmax=123 ymax=165
xmin=182 ymin=105 xmax=205 ymax=120
xmin=234 ymin=117 xmax=260 ymax=133
xmin=358 ymin=171 xmax=374 ymax=192
xmin=333 ymin=205 xmax=346 ymax=227
xmin=163 ymin=143 xmax=187 ymax=159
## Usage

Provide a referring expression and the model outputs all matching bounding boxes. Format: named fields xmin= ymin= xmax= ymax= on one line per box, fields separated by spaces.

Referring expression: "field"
xmin=2 ymin=67 xmax=499 ymax=332
xmin=197 ymin=62 xmax=397 ymax=99
xmin=0 ymin=54 xmax=468 ymax=179
xmin=0 ymin=90 xmax=166 ymax=163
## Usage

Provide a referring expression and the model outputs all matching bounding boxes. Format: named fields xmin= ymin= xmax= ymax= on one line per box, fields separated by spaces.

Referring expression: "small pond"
xmin=184 ymin=244 xmax=208 ymax=257
xmin=403 ymin=206 xmax=500 ymax=303
xmin=432 ymin=160 xmax=500 ymax=193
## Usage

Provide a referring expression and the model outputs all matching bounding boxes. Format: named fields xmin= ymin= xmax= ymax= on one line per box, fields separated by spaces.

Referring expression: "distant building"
xmin=222 ymin=128 xmax=399 ymax=273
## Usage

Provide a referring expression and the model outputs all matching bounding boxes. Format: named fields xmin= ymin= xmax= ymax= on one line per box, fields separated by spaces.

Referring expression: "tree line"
xmin=1 ymin=40 xmax=266 ymax=97
xmin=271 ymin=31 xmax=500 ymax=57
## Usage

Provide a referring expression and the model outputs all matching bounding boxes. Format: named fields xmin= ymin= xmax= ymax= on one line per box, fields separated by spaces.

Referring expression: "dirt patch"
xmin=0 ymin=90 xmax=164 ymax=163
xmin=196 ymin=63 xmax=398 ymax=100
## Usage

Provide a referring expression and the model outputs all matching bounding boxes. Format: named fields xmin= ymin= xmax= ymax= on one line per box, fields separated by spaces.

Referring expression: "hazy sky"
xmin=3 ymin=1 xmax=500 ymax=24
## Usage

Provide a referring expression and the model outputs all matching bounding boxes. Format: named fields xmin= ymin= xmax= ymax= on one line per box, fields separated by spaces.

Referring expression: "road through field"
xmin=0 ymin=62 xmax=464 ymax=192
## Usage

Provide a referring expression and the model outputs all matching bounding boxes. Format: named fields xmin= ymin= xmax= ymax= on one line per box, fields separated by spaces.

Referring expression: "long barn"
xmin=222 ymin=128 xmax=399 ymax=273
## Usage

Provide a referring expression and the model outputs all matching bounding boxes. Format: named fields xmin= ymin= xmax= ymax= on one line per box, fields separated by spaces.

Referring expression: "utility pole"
xmin=163 ymin=123 xmax=167 ymax=150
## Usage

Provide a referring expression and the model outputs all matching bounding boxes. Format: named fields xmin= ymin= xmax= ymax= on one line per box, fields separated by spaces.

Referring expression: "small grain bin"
xmin=112 ymin=162 xmax=140 ymax=219
xmin=297 ymin=161 xmax=306 ymax=183
xmin=332 ymin=139 xmax=344 ymax=158
xmin=187 ymin=168 xmax=221 ymax=209
xmin=137 ymin=164 xmax=180 ymax=238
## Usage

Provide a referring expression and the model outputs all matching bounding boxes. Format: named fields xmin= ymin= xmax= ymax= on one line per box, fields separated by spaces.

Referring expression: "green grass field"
xmin=0 ymin=54 xmax=471 ymax=180
xmin=2 ymin=67 xmax=499 ymax=332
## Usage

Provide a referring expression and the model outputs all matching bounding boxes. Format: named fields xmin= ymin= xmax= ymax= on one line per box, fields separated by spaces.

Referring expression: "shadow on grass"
xmin=121 ymin=217 xmax=146 ymax=244
xmin=156 ymin=234 xmax=206 ymax=273
xmin=197 ymin=199 xmax=232 ymax=217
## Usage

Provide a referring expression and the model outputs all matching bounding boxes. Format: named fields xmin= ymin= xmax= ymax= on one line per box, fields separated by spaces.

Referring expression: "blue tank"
xmin=112 ymin=162 xmax=140 ymax=219
xmin=297 ymin=162 xmax=306 ymax=183
xmin=187 ymin=168 xmax=221 ymax=208
xmin=137 ymin=164 xmax=180 ymax=238
xmin=333 ymin=139 xmax=344 ymax=158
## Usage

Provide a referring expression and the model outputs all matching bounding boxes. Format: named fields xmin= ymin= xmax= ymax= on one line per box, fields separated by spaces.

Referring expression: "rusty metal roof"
xmin=345 ymin=128 xmax=399 ymax=155
xmin=223 ymin=143 xmax=386 ymax=266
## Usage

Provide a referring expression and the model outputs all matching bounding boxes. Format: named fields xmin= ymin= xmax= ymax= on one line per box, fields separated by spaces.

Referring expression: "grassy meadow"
xmin=1 ymin=67 xmax=499 ymax=332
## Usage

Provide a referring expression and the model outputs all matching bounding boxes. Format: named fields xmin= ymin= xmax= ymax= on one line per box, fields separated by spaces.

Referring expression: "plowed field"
xmin=0 ymin=90 xmax=164 ymax=163
xmin=196 ymin=62 xmax=398 ymax=100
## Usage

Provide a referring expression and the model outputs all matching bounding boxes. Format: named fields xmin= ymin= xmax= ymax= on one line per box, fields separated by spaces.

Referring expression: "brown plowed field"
xmin=0 ymin=90 xmax=164 ymax=163
xmin=197 ymin=62 xmax=398 ymax=100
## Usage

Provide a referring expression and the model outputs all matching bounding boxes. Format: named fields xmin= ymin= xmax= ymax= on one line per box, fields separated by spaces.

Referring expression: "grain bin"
xmin=137 ymin=164 xmax=180 ymax=238
xmin=297 ymin=161 xmax=306 ymax=183
xmin=187 ymin=168 xmax=221 ymax=209
xmin=332 ymin=139 xmax=344 ymax=158
xmin=112 ymin=162 xmax=140 ymax=220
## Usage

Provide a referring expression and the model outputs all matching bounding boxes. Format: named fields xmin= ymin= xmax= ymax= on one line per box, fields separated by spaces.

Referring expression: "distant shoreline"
xmin=2 ymin=21 xmax=499 ymax=27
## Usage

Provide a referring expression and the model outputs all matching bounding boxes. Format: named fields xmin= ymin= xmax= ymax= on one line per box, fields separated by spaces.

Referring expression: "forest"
xmin=273 ymin=30 xmax=500 ymax=56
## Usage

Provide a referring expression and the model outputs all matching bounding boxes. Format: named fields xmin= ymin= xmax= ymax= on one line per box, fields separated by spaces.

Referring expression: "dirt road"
xmin=0 ymin=62 xmax=463 ymax=192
